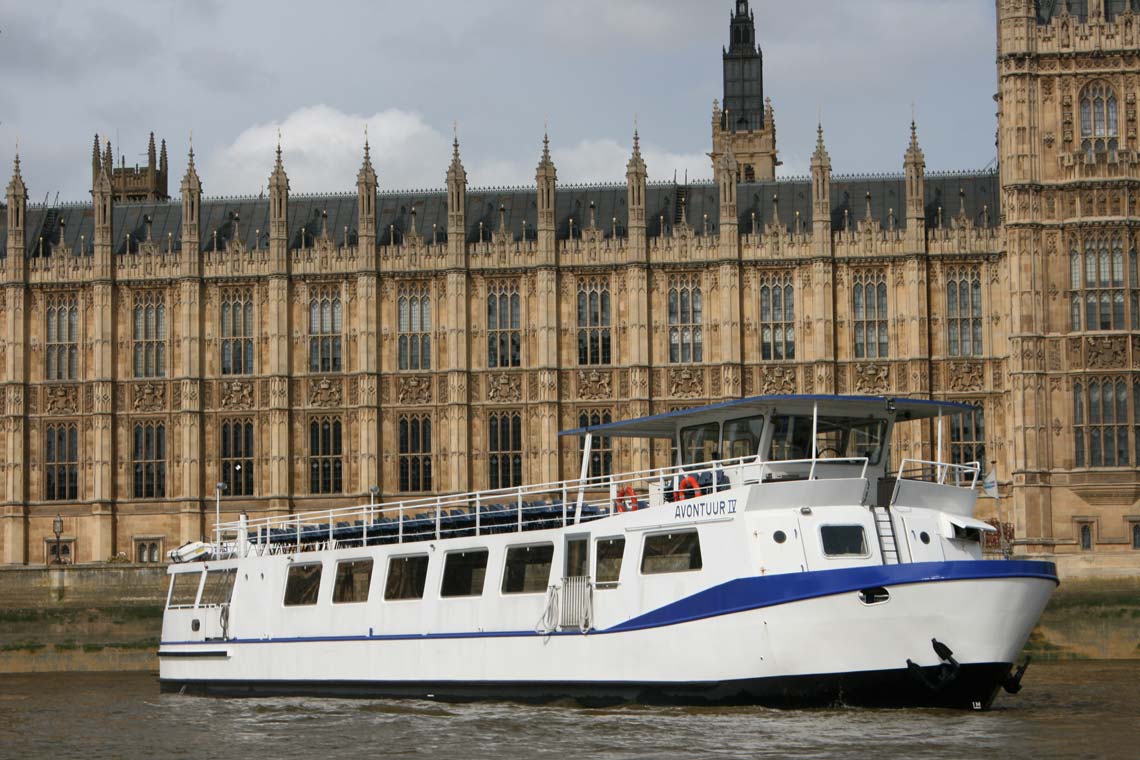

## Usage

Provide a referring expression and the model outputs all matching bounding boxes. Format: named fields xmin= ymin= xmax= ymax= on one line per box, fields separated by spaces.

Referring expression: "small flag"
xmin=982 ymin=468 xmax=999 ymax=498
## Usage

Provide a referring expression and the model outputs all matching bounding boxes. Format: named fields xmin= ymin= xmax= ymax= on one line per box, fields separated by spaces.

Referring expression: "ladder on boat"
xmin=538 ymin=577 xmax=593 ymax=634
xmin=872 ymin=506 xmax=900 ymax=565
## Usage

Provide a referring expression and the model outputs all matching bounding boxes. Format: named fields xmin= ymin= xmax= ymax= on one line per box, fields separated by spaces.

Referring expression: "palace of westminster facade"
xmin=2 ymin=0 xmax=1140 ymax=566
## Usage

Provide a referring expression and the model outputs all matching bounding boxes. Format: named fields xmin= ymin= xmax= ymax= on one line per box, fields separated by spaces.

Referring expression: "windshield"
xmin=767 ymin=415 xmax=887 ymax=464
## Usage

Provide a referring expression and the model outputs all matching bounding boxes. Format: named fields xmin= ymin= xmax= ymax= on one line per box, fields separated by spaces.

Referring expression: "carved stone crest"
xmin=44 ymin=385 xmax=78 ymax=415
xmin=309 ymin=377 xmax=343 ymax=408
xmin=854 ymin=363 xmax=889 ymax=394
xmin=947 ymin=361 xmax=984 ymax=392
xmin=486 ymin=372 xmax=521 ymax=403
xmin=397 ymin=376 xmax=432 ymax=405
xmin=1085 ymin=336 xmax=1125 ymax=370
xmin=668 ymin=367 xmax=704 ymax=398
xmin=133 ymin=382 xmax=165 ymax=412
xmin=759 ymin=366 xmax=796 ymax=395
xmin=220 ymin=380 xmax=254 ymax=410
xmin=577 ymin=369 xmax=612 ymax=400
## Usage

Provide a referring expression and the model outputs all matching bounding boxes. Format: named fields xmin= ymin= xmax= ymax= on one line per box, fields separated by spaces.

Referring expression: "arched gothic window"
xmin=578 ymin=409 xmax=614 ymax=481
xmin=398 ymin=283 xmax=432 ymax=371
xmin=1080 ymin=82 xmax=1119 ymax=158
xmin=398 ymin=415 xmax=433 ymax=493
xmin=946 ymin=267 xmax=983 ymax=357
xmin=487 ymin=281 xmax=521 ymax=369
xmin=852 ymin=271 xmax=889 ymax=359
xmin=1133 ymin=523 xmax=1140 ymax=550
xmin=488 ymin=412 xmax=523 ymax=490
xmin=1069 ymin=234 xmax=1138 ymax=331
xmin=759 ymin=274 xmax=795 ymax=361
xmin=668 ymin=276 xmax=703 ymax=364
xmin=44 ymin=424 xmax=79 ymax=501
xmin=1079 ymin=523 xmax=1092 ymax=551
xmin=132 ymin=292 xmax=167 ymax=378
xmin=132 ymin=422 xmax=166 ymax=499
xmin=220 ymin=288 xmax=254 ymax=375
xmin=308 ymin=417 xmax=343 ymax=494
xmin=45 ymin=294 xmax=79 ymax=381
xmin=577 ymin=278 xmax=612 ymax=366
xmin=308 ymin=286 xmax=343 ymax=373
xmin=1072 ymin=377 xmax=1138 ymax=467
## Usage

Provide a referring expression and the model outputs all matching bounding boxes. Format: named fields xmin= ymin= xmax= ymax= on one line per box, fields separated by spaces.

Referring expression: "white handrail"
xmin=895 ymin=458 xmax=980 ymax=488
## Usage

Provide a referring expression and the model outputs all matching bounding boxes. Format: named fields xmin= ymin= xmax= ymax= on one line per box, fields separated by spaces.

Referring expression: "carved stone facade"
xmin=0 ymin=1 xmax=1135 ymax=567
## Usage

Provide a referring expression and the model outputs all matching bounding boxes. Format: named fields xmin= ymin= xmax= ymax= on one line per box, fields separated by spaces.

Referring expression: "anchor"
xmin=1002 ymin=656 xmax=1032 ymax=694
xmin=906 ymin=638 xmax=960 ymax=692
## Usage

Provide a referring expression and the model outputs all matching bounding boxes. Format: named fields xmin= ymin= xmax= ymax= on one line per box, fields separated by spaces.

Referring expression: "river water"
xmin=0 ymin=661 xmax=1135 ymax=760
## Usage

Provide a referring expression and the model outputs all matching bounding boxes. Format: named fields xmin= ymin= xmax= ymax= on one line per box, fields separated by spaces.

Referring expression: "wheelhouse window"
xmin=132 ymin=291 xmax=167 ymax=378
xmin=220 ymin=287 xmax=254 ymax=375
xmin=820 ymin=525 xmax=868 ymax=557
xmin=398 ymin=283 xmax=431 ymax=370
xmin=488 ymin=411 xmax=523 ymax=490
xmin=168 ymin=572 xmax=201 ymax=608
xmin=309 ymin=417 xmax=343 ymax=494
xmin=852 ymin=271 xmax=888 ymax=359
xmin=220 ymin=419 xmax=254 ymax=497
xmin=1069 ymin=235 xmax=1138 ymax=331
xmin=501 ymin=544 xmax=554 ymax=594
xmin=487 ymin=280 xmax=521 ymax=368
xmin=200 ymin=569 xmax=237 ymax=606
xmin=578 ymin=409 xmax=613 ymax=480
xmin=332 ymin=559 xmax=373 ymax=604
xmin=641 ymin=531 xmax=703 ymax=574
xmin=577 ymin=278 xmax=612 ymax=366
xmin=1073 ymin=378 xmax=1138 ymax=467
xmin=1080 ymin=81 xmax=1119 ymax=159
xmin=946 ymin=267 xmax=983 ymax=357
xmin=768 ymin=415 xmax=886 ymax=464
xmin=721 ymin=416 xmax=764 ymax=460
xmin=668 ymin=275 xmax=703 ymax=363
xmin=384 ymin=555 xmax=429 ymax=601
xmin=283 ymin=563 xmax=322 ymax=606
xmin=132 ymin=422 xmax=166 ymax=499
xmin=440 ymin=549 xmax=489 ymax=598
xmin=680 ymin=422 xmax=720 ymax=466
xmin=44 ymin=423 xmax=79 ymax=501
xmin=398 ymin=415 xmax=432 ymax=493
xmin=595 ymin=537 xmax=625 ymax=586
xmin=308 ymin=285 xmax=343 ymax=373
xmin=45 ymin=293 xmax=78 ymax=381
xmin=759 ymin=274 xmax=795 ymax=361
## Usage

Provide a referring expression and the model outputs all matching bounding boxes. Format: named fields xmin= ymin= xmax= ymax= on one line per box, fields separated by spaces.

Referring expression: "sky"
xmin=0 ymin=0 xmax=999 ymax=203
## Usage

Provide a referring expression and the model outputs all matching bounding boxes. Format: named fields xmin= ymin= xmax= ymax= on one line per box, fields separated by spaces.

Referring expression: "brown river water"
xmin=0 ymin=661 xmax=1136 ymax=760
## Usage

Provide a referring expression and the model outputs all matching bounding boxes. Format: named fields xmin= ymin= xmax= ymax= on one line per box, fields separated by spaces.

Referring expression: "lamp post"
xmin=215 ymin=481 xmax=227 ymax=549
xmin=52 ymin=514 xmax=63 ymax=565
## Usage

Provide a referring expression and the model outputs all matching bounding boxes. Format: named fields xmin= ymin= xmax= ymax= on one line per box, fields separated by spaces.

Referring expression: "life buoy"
xmin=614 ymin=485 xmax=637 ymax=512
xmin=677 ymin=475 xmax=701 ymax=501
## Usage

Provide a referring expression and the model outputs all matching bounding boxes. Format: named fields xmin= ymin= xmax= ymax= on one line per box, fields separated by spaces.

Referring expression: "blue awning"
xmin=558 ymin=395 xmax=978 ymax=439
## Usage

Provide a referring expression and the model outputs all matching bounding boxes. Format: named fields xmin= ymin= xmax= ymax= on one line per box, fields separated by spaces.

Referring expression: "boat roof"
xmin=559 ymin=394 xmax=978 ymax=439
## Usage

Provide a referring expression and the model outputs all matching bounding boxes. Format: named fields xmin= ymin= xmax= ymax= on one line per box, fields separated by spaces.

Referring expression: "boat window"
xmin=501 ymin=544 xmax=554 ymax=594
xmin=595 ymin=537 xmax=625 ymax=586
xmin=641 ymin=531 xmax=703 ymax=574
xmin=384 ymin=555 xmax=429 ymax=601
xmin=167 ymin=571 xmax=201 ymax=608
xmin=283 ymin=563 xmax=323 ymax=606
xmin=820 ymin=525 xmax=869 ymax=557
xmin=332 ymin=558 xmax=374 ymax=604
xmin=199 ymin=569 xmax=236 ymax=607
xmin=441 ymin=549 xmax=489 ymax=598
xmin=768 ymin=415 xmax=886 ymax=464
xmin=722 ymin=416 xmax=763 ymax=460
xmin=680 ymin=422 xmax=720 ymax=466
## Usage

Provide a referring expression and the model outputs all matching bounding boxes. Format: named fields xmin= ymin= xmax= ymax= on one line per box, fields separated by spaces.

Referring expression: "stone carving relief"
xmin=854 ymin=363 xmax=889 ymax=394
xmin=1085 ymin=336 xmax=1126 ymax=370
xmin=487 ymin=372 xmax=521 ymax=403
xmin=309 ymin=377 xmax=343 ymax=408
xmin=577 ymin=369 xmax=612 ymax=400
xmin=759 ymin=366 xmax=796 ymax=395
xmin=44 ymin=385 xmax=78 ymax=415
xmin=133 ymin=382 xmax=165 ymax=412
xmin=668 ymin=367 xmax=704 ymax=398
xmin=397 ymin=376 xmax=432 ymax=405
xmin=947 ymin=361 xmax=984 ymax=393
xmin=220 ymin=380 xmax=254 ymax=410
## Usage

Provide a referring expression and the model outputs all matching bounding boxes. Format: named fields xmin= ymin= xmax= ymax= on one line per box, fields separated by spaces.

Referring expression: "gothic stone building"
xmin=1 ymin=1 xmax=1138 ymax=567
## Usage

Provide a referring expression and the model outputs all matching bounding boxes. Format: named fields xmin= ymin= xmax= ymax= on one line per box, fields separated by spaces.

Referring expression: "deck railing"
xmin=894 ymin=458 xmax=981 ymax=489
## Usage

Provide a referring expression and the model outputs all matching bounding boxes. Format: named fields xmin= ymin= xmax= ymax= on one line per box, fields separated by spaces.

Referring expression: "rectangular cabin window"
xmin=168 ymin=572 xmax=201 ymax=608
xmin=680 ymin=422 xmax=720 ymax=466
xmin=332 ymin=559 xmax=374 ymax=604
xmin=722 ymin=416 xmax=764 ymax=460
xmin=768 ymin=415 xmax=887 ymax=464
xmin=820 ymin=525 xmax=869 ymax=557
xmin=283 ymin=563 xmax=323 ymax=606
xmin=441 ymin=550 xmax=489 ymax=598
xmin=641 ymin=531 xmax=703 ymax=574
xmin=384 ymin=555 xmax=430 ymax=601
xmin=501 ymin=544 xmax=554 ymax=594
xmin=595 ymin=537 xmax=625 ymax=586
xmin=199 ymin=569 xmax=236 ymax=606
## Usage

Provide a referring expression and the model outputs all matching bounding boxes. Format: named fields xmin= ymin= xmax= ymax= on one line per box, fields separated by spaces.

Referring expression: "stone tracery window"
xmin=577 ymin=278 xmax=612 ymax=366
xmin=578 ymin=409 xmax=614 ymax=481
xmin=132 ymin=421 xmax=166 ymax=499
xmin=44 ymin=423 xmax=79 ymax=501
xmin=946 ymin=267 xmax=983 ymax=357
xmin=948 ymin=407 xmax=986 ymax=466
xmin=668 ymin=275 xmax=703 ymax=364
xmin=220 ymin=288 xmax=254 ymax=376
xmin=220 ymin=418 xmax=254 ymax=497
xmin=852 ymin=270 xmax=888 ymax=359
xmin=487 ymin=280 xmax=521 ymax=369
xmin=309 ymin=416 xmax=343 ymax=494
xmin=1073 ymin=377 xmax=1138 ymax=468
xmin=398 ymin=283 xmax=431 ymax=371
xmin=308 ymin=285 xmax=343 ymax=373
xmin=133 ymin=292 xmax=167 ymax=378
xmin=759 ymin=273 xmax=795 ymax=361
xmin=488 ymin=411 xmax=523 ymax=490
xmin=1080 ymin=81 xmax=1119 ymax=158
xmin=398 ymin=414 xmax=432 ymax=493
xmin=45 ymin=294 xmax=78 ymax=381
xmin=1069 ymin=234 xmax=1138 ymax=331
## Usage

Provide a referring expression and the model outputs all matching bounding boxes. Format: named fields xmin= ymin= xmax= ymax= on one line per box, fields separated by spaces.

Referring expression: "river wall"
xmin=0 ymin=562 xmax=1137 ymax=673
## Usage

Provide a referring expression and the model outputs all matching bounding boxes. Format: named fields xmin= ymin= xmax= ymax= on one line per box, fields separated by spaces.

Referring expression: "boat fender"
xmin=677 ymin=475 xmax=701 ymax=501
xmin=1002 ymin=656 xmax=1032 ymax=694
xmin=614 ymin=485 xmax=637 ymax=512
xmin=905 ymin=638 xmax=960 ymax=692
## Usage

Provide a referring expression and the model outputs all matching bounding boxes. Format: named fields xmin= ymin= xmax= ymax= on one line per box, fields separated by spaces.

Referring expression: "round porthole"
xmin=920 ymin=531 xmax=931 ymax=545
xmin=773 ymin=530 xmax=787 ymax=544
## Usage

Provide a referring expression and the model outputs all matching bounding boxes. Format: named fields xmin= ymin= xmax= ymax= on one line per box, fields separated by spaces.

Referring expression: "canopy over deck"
xmin=558 ymin=395 xmax=978 ymax=439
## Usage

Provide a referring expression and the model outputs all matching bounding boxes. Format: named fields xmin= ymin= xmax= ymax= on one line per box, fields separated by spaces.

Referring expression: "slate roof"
xmin=0 ymin=170 xmax=999 ymax=260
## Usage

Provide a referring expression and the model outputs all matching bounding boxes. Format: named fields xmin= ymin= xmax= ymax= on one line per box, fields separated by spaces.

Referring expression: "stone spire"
xmin=159 ymin=138 xmax=168 ymax=177
xmin=446 ymin=128 xmax=467 ymax=260
xmin=904 ymin=120 xmax=926 ymax=246
xmin=6 ymin=149 xmax=28 ymax=278
xmin=92 ymin=134 xmax=102 ymax=187
xmin=147 ymin=132 xmax=157 ymax=171
xmin=93 ymin=137 xmax=114 ymax=279
xmin=357 ymin=129 xmax=377 ymax=257
xmin=102 ymin=137 xmax=113 ymax=178
xmin=180 ymin=140 xmax=201 ymax=258
xmin=536 ymin=130 xmax=557 ymax=253
xmin=626 ymin=125 xmax=647 ymax=254
xmin=268 ymin=133 xmax=290 ymax=268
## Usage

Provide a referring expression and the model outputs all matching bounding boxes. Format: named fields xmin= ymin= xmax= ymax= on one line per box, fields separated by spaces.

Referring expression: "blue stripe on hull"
xmin=160 ymin=559 xmax=1056 ymax=647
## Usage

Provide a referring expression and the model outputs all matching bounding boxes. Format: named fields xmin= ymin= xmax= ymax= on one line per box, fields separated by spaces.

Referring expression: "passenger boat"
xmin=158 ymin=394 xmax=1057 ymax=709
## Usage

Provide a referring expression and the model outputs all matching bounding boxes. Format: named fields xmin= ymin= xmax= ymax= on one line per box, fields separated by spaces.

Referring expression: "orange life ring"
xmin=614 ymin=485 xmax=637 ymax=512
xmin=677 ymin=475 xmax=701 ymax=501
